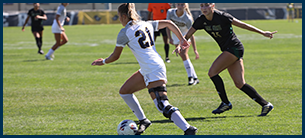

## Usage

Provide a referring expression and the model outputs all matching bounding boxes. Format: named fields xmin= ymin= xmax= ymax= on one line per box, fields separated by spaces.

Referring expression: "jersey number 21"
xmin=135 ymin=27 xmax=154 ymax=49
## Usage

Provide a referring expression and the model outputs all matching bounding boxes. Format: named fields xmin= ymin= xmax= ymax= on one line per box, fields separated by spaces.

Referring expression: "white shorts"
xmin=139 ymin=67 xmax=167 ymax=86
xmin=172 ymin=32 xmax=191 ymax=45
xmin=52 ymin=23 xmax=63 ymax=34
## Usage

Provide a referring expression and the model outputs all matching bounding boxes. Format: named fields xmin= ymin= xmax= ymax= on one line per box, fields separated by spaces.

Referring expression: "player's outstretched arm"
xmin=91 ymin=46 xmax=123 ymax=66
xmin=232 ymin=18 xmax=277 ymax=39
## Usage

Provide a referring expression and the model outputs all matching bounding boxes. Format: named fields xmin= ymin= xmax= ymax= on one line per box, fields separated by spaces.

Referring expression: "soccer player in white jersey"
xmin=166 ymin=3 xmax=200 ymax=85
xmin=45 ymin=3 xmax=70 ymax=60
xmin=91 ymin=3 xmax=197 ymax=135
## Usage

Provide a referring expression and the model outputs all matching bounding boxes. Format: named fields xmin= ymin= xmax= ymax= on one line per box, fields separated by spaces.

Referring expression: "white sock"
xmin=153 ymin=99 xmax=190 ymax=131
xmin=120 ymin=94 xmax=146 ymax=120
xmin=46 ymin=49 xmax=54 ymax=57
xmin=183 ymin=59 xmax=197 ymax=78
xmin=183 ymin=59 xmax=192 ymax=78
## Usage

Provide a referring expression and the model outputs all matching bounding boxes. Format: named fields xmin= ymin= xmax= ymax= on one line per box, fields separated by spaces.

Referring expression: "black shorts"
xmin=31 ymin=26 xmax=44 ymax=32
xmin=154 ymin=28 xmax=167 ymax=37
xmin=224 ymin=47 xmax=244 ymax=60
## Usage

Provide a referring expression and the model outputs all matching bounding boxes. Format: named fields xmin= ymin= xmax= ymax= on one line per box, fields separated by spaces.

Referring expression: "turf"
xmin=2 ymin=19 xmax=302 ymax=135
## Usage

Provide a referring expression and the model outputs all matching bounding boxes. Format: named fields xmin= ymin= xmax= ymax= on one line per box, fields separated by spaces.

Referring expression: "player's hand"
xmin=194 ymin=50 xmax=199 ymax=60
xmin=60 ymin=27 xmax=65 ymax=32
xmin=263 ymin=31 xmax=277 ymax=39
xmin=91 ymin=58 xmax=104 ymax=66
xmin=22 ymin=27 xmax=25 ymax=32
xmin=66 ymin=17 xmax=70 ymax=22
xmin=180 ymin=39 xmax=190 ymax=49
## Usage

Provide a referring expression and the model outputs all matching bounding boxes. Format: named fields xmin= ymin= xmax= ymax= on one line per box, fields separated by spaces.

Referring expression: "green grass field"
xmin=3 ymin=19 xmax=302 ymax=135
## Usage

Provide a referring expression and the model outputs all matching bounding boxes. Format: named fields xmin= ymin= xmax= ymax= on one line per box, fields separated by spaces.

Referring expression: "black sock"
xmin=240 ymin=83 xmax=268 ymax=106
xmin=164 ymin=44 xmax=169 ymax=58
xmin=35 ymin=37 xmax=42 ymax=50
xmin=39 ymin=37 xmax=43 ymax=49
xmin=210 ymin=74 xmax=230 ymax=104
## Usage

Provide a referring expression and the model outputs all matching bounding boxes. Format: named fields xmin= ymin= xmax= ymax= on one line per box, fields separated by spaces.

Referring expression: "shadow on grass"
xmin=166 ymin=84 xmax=187 ymax=87
xmin=149 ymin=115 xmax=255 ymax=124
xmin=23 ymin=59 xmax=46 ymax=62
xmin=111 ymin=62 xmax=138 ymax=65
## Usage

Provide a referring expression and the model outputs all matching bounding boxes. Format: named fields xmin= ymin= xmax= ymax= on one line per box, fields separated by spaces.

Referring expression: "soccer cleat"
xmin=184 ymin=126 xmax=197 ymax=135
xmin=135 ymin=118 xmax=151 ymax=135
xmin=165 ymin=57 xmax=171 ymax=63
xmin=193 ymin=78 xmax=200 ymax=85
xmin=38 ymin=50 xmax=44 ymax=55
xmin=258 ymin=102 xmax=274 ymax=116
xmin=188 ymin=77 xmax=194 ymax=85
xmin=45 ymin=55 xmax=53 ymax=60
xmin=212 ymin=102 xmax=232 ymax=114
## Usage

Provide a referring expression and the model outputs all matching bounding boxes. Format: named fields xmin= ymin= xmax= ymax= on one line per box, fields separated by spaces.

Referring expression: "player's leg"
xmin=147 ymin=81 xmax=197 ymax=135
xmin=119 ymin=71 xmax=149 ymax=134
xmin=161 ymin=28 xmax=170 ymax=63
xmin=59 ymin=31 xmax=68 ymax=46
xmin=45 ymin=33 xmax=61 ymax=60
xmin=227 ymin=59 xmax=273 ymax=116
xmin=32 ymin=31 xmax=43 ymax=54
xmin=178 ymin=46 xmax=198 ymax=85
xmin=209 ymin=51 xmax=237 ymax=114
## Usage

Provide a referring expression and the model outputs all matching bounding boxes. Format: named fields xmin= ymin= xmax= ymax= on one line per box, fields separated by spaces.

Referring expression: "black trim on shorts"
xmin=154 ymin=28 xmax=167 ymax=37
xmin=225 ymin=47 xmax=244 ymax=60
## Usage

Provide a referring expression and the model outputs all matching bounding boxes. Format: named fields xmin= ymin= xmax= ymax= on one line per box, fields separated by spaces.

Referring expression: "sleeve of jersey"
xmin=223 ymin=12 xmax=234 ymax=23
xmin=192 ymin=16 xmax=204 ymax=30
xmin=166 ymin=9 xmax=171 ymax=20
xmin=56 ymin=6 xmax=63 ymax=15
xmin=147 ymin=3 xmax=152 ymax=12
xmin=147 ymin=21 xmax=159 ymax=32
xmin=116 ymin=29 xmax=129 ymax=47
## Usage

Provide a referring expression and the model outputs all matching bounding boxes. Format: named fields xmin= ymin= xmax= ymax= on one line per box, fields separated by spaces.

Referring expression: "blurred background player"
xmin=166 ymin=3 xmax=200 ymax=85
xmin=92 ymin=3 xmax=197 ymax=135
xmin=45 ymin=3 xmax=70 ymax=60
xmin=287 ymin=3 xmax=294 ymax=22
xmin=22 ymin=3 xmax=47 ymax=55
xmin=182 ymin=3 xmax=276 ymax=116
xmin=147 ymin=3 xmax=171 ymax=63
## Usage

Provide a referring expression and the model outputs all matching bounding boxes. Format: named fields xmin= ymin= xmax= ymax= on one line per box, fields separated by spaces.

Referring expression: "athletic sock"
xmin=120 ymin=94 xmax=146 ymax=120
xmin=153 ymin=99 xmax=190 ymax=131
xmin=183 ymin=59 xmax=192 ymax=77
xmin=164 ymin=44 xmax=169 ymax=58
xmin=46 ymin=49 xmax=55 ymax=57
xmin=35 ymin=37 xmax=42 ymax=50
xmin=210 ymin=74 xmax=230 ymax=104
xmin=240 ymin=84 xmax=268 ymax=106
xmin=39 ymin=37 xmax=43 ymax=49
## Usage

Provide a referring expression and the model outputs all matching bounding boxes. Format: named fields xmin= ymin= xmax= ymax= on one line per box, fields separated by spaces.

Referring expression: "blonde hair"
xmin=184 ymin=3 xmax=193 ymax=21
xmin=118 ymin=3 xmax=141 ymax=21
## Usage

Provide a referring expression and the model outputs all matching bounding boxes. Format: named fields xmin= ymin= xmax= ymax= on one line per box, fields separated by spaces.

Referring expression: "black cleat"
xmin=38 ymin=50 xmax=44 ymax=55
xmin=212 ymin=102 xmax=232 ymax=114
xmin=188 ymin=77 xmax=194 ymax=85
xmin=184 ymin=126 xmax=197 ymax=135
xmin=135 ymin=118 xmax=151 ymax=135
xmin=165 ymin=57 xmax=171 ymax=63
xmin=258 ymin=102 xmax=274 ymax=116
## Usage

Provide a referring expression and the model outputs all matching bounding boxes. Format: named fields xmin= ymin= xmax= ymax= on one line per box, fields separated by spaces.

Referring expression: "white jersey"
xmin=116 ymin=20 xmax=165 ymax=75
xmin=166 ymin=9 xmax=193 ymax=34
xmin=53 ymin=5 xmax=66 ymax=26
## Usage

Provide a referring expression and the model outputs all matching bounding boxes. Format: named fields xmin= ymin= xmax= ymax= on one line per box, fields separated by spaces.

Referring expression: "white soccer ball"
xmin=117 ymin=119 xmax=138 ymax=135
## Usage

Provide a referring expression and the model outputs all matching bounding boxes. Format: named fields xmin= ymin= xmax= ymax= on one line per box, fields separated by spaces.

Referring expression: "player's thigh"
xmin=209 ymin=51 xmax=238 ymax=77
xmin=227 ymin=59 xmax=245 ymax=89
xmin=60 ymin=32 xmax=68 ymax=42
xmin=120 ymin=71 xmax=146 ymax=94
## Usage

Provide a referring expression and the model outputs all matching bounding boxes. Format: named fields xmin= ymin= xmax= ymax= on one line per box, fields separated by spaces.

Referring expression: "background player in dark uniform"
xmin=22 ymin=3 xmax=47 ymax=54
xmin=182 ymin=3 xmax=277 ymax=116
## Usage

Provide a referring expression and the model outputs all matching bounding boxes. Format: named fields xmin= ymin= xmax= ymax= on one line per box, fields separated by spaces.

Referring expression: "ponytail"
xmin=184 ymin=3 xmax=193 ymax=21
xmin=118 ymin=3 xmax=141 ymax=21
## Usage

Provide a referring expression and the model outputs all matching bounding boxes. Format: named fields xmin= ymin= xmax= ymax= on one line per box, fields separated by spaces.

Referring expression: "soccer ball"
xmin=117 ymin=119 xmax=138 ymax=135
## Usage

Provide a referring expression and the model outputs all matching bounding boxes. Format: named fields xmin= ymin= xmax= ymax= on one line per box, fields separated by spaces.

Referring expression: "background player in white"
xmin=166 ymin=3 xmax=200 ymax=85
xmin=45 ymin=3 xmax=70 ymax=60
xmin=91 ymin=3 xmax=197 ymax=135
